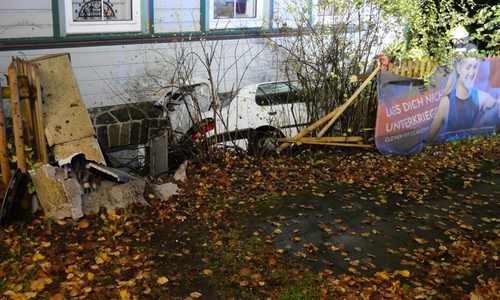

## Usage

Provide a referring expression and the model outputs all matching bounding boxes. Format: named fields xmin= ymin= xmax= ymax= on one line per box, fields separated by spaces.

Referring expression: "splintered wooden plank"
xmin=276 ymin=66 xmax=381 ymax=152
xmin=278 ymin=136 xmax=364 ymax=143
xmin=317 ymin=66 xmax=380 ymax=139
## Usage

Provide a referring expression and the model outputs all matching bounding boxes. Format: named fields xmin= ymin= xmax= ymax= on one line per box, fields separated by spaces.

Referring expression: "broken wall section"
xmin=28 ymin=53 xmax=147 ymax=220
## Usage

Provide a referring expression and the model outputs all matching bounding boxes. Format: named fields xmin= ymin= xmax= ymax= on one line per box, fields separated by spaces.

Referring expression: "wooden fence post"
xmin=0 ymin=81 xmax=10 ymax=185
xmin=8 ymin=63 xmax=27 ymax=173
xmin=30 ymin=62 xmax=48 ymax=164
xmin=14 ymin=58 xmax=48 ymax=165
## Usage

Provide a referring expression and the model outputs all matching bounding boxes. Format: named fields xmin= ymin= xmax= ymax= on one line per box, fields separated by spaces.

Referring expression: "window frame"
xmin=255 ymin=82 xmax=302 ymax=106
xmin=63 ymin=0 xmax=143 ymax=34
xmin=208 ymin=0 xmax=263 ymax=30
xmin=314 ymin=0 xmax=345 ymax=25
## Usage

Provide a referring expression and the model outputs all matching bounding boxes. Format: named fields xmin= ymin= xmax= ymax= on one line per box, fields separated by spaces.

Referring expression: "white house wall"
xmin=0 ymin=39 xmax=281 ymax=109
xmin=153 ymin=0 xmax=201 ymax=33
xmin=0 ymin=0 xmax=53 ymax=39
xmin=0 ymin=0 xmax=399 ymax=110
xmin=272 ymin=0 xmax=309 ymax=29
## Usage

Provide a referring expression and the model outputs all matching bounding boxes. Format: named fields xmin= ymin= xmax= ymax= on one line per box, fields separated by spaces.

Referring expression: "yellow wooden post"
xmin=400 ymin=60 xmax=408 ymax=77
xmin=30 ymin=62 xmax=48 ymax=164
xmin=8 ymin=63 xmax=27 ymax=173
xmin=406 ymin=60 xmax=413 ymax=77
xmin=0 ymin=81 xmax=10 ymax=185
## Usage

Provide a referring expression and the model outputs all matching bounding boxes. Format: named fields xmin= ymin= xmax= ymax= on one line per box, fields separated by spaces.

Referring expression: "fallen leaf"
xmin=375 ymin=271 xmax=390 ymax=281
xmin=157 ymin=277 xmax=169 ymax=285
xmin=32 ymin=253 xmax=45 ymax=262
xmin=203 ymin=269 xmax=213 ymax=275
xmin=239 ymin=268 xmax=252 ymax=276
xmin=414 ymin=237 xmax=428 ymax=244
xmin=119 ymin=289 xmax=130 ymax=299
xmin=394 ymin=270 xmax=410 ymax=277
xmin=239 ymin=280 xmax=249 ymax=286
xmin=78 ymin=220 xmax=90 ymax=229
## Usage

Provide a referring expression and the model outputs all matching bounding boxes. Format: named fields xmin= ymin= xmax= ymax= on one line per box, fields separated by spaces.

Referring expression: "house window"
xmin=316 ymin=0 xmax=343 ymax=23
xmin=209 ymin=0 xmax=262 ymax=29
xmin=65 ymin=0 xmax=142 ymax=34
xmin=317 ymin=0 xmax=338 ymax=16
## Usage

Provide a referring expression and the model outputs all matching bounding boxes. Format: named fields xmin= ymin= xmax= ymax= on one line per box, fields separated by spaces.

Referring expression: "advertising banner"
xmin=375 ymin=58 xmax=500 ymax=155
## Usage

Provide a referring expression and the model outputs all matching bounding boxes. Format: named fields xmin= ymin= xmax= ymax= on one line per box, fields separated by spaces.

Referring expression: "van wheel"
xmin=249 ymin=130 xmax=280 ymax=158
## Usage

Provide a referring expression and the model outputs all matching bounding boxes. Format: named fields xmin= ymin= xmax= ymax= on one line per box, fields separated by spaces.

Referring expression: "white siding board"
xmin=0 ymin=27 xmax=53 ymax=39
xmin=153 ymin=0 xmax=198 ymax=10
xmin=0 ymin=11 xmax=53 ymax=26
xmin=0 ymin=0 xmax=51 ymax=10
xmin=0 ymin=10 xmax=53 ymax=39
xmin=152 ymin=0 xmax=200 ymax=33
xmin=0 ymin=39 xmax=282 ymax=109
xmin=154 ymin=9 xmax=200 ymax=33
xmin=71 ymin=64 xmax=169 ymax=83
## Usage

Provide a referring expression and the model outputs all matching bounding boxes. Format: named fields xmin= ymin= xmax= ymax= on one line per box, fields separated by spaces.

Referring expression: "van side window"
xmin=255 ymin=82 xmax=300 ymax=106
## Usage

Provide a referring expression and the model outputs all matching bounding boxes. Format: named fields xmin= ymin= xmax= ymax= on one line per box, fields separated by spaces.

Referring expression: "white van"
xmin=156 ymin=79 xmax=308 ymax=156
xmin=154 ymin=75 xmax=212 ymax=142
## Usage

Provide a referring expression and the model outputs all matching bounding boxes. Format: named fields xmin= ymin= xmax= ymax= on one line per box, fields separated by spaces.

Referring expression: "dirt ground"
xmin=1 ymin=142 xmax=500 ymax=299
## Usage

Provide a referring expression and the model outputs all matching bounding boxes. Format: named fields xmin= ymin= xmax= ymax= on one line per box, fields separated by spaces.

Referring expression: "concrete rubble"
xmin=26 ymin=53 xmax=158 ymax=220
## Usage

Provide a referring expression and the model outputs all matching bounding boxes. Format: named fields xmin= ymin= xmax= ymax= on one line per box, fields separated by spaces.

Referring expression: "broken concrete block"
xmin=30 ymin=163 xmax=148 ymax=220
xmin=81 ymin=178 xmax=147 ymax=215
xmin=153 ymin=182 xmax=179 ymax=202
xmin=29 ymin=165 xmax=84 ymax=220
xmin=173 ymin=161 xmax=188 ymax=182
xmin=31 ymin=53 xmax=106 ymax=165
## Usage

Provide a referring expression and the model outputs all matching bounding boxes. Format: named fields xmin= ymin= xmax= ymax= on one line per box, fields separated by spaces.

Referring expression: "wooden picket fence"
xmin=385 ymin=57 xmax=439 ymax=79
xmin=349 ymin=57 xmax=439 ymax=83
xmin=0 ymin=58 xmax=48 ymax=185
xmin=385 ymin=54 xmax=499 ymax=79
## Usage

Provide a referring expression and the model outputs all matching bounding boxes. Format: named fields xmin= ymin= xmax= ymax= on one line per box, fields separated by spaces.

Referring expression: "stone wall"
xmin=2 ymin=101 xmax=169 ymax=174
xmin=88 ymin=102 xmax=169 ymax=151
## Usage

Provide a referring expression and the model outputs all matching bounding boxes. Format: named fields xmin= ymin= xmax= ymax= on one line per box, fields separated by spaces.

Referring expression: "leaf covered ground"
xmin=1 ymin=136 xmax=500 ymax=300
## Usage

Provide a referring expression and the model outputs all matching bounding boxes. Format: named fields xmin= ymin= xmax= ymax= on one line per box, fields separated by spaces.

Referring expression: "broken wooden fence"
xmin=276 ymin=57 xmax=440 ymax=152
xmin=0 ymin=58 xmax=48 ymax=185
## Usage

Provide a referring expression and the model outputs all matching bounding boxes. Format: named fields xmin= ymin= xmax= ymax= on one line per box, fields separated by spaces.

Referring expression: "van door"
xmin=256 ymin=82 xmax=307 ymax=137
xmin=158 ymin=78 xmax=212 ymax=141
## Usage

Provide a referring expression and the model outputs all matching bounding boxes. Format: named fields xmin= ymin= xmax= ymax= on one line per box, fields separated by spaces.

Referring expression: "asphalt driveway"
xmin=253 ymin=164 xmax=500 ymax=291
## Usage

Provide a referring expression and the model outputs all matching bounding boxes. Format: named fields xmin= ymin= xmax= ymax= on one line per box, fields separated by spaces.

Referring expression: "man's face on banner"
xmin=457 ymin=58 xmax=479 ymax=90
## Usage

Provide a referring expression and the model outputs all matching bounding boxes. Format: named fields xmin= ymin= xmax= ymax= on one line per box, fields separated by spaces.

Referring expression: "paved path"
xmin=253 ymin=166 xmax=500 ymax=284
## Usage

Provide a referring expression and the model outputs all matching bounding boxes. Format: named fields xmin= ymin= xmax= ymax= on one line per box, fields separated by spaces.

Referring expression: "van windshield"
xmin=218 ymin=89 xmax=239 ymax=108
